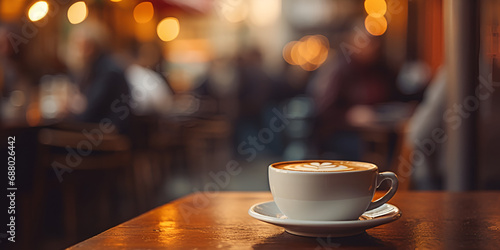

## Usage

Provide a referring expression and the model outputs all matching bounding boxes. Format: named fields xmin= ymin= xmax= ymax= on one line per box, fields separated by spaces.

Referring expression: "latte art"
xmin=273 ymin=161 xmax=374 ymax=172
xmin=282 ymin=162 xmax=353 ymax=171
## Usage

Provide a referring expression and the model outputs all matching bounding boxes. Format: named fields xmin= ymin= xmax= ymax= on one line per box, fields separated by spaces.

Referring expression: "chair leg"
xmin=63 ymin=180 xmax=77 ymax=242
xmin=32 ymin=146 xmax=49 ymax=246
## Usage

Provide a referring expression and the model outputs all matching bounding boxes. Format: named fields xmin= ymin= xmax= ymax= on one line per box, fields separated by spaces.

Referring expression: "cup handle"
xmin=367 ymin=172 xmax=399 ymax=211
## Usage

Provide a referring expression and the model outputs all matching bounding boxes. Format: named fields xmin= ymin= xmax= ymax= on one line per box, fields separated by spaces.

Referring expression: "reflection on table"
xmin=69 ymin=191 xmax=500 ymax=249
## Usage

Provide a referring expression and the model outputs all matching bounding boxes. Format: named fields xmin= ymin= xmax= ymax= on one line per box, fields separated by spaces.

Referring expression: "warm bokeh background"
xmin=1 ymin=0 xmax=499 ymax=249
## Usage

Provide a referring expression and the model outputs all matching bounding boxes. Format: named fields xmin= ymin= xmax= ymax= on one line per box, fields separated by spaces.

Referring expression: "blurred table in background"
xmin=348 ymin=102 xmax=416 ymax=174
xmin=69 ymin=191 xmax=500 ymax=249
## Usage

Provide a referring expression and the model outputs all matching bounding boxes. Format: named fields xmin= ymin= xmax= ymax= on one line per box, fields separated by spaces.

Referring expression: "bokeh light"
xmin=109 ymin=0 xmax=122 ymax=2
xmin=0 ymin=1 xmax=26 ymax=21
xmin=364 ymin=0 xmax=387 ymax=18
xmin=67 ymin=1 xmax=88 ymax=25
xmin=283 ymin=41 xmax=298 ymax=65
xmin=28 ymin=1 xmax=49 ymax=22
xmin=249 ymin=0 xmax=281 ymax=26
xmin=219 ymin=0 xmax=248 ymax=23
xmin=133 ymin=2 xmax=154 ymax=24
xmin=283 ymin=35 xmax=329 ymax=71
xmin=9 ymin=90 xmax=26 ymax=107
xmin=291 ymin=40 xmax=305 ymax=66
xmin=157 ymin=17 xmax=180 ymax=42
xmin=26 ymin=102 xmax=41 ymax=127
xmin=135 ymin=20 xmax=156 ymax=42
xmin=365 ymin=15 xmax=387 ymax=36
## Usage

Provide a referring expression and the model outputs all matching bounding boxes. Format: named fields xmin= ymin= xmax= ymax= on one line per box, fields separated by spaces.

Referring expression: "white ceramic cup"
xmin=269 ymin=160 xmax=398 ymax=221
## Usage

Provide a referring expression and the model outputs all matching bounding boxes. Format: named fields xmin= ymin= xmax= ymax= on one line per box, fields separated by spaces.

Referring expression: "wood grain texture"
xmin=69 ymin=191 xmax=500 ymax=249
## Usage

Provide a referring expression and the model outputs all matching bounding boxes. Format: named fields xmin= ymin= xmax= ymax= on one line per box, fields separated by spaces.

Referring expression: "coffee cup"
xmin=269 ymin=160 xmax=398 ymax=221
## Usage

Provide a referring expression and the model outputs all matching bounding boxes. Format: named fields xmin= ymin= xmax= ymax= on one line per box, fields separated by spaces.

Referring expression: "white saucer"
xmin=248 ymin=201 xmax=401 ymax=237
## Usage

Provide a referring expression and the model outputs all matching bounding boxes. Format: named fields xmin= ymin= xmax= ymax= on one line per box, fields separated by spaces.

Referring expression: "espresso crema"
xmin=273 ymin=161 xmax=375 ymax=172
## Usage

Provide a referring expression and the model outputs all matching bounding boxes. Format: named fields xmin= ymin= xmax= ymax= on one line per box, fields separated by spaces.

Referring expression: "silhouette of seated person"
xmin=309 ymin=28 xmax=398 ymax=159
xmin=65 ymin=20 xmax=130 ymax=134
xmin=125 ymin=41 xmax=174 ymax=116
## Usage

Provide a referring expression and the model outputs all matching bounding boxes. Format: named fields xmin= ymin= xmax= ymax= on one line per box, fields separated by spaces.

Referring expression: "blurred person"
xmin=0 ymin=23 xmax=36 ymax=123
xmin=193 ymin=55 xmax=239 ymax=117
xmin=407 ymin=67 xmax=446 ymax=189
xmin=64 ymin=20 xmax=130 ymax=133
xmin=232 ymin=48 xmax=277 ymax=156
xmin=125 ymin=41 xmax=174 ymax=116
xmin=0 ymin=24 xmax=18 ymax=96
xmin=308 ymin=27 xmax=399 ymax=160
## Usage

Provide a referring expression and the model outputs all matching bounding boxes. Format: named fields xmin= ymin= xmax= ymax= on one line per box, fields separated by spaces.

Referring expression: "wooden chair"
xmin=389 ymin=121 xmax=414 ymax=191
xmin=129 ymin=115 xmax=171 ymax=212
xmin=33 ymin=123 xmax=132 ymax=245
xmin=183 ymin=116 xmax=232 ymax=187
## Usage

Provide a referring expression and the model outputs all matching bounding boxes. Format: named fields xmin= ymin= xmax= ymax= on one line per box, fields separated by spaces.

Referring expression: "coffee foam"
xmin=274 ymin=161 xmax=372 ymax=172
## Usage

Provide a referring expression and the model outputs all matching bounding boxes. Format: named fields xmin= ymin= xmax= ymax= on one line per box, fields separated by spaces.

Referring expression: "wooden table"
xmin=69 ymin=191 xmax=500 ymax=249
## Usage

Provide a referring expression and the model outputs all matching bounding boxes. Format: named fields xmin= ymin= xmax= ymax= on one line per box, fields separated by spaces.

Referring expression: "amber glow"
xmin=166 ymin=39 xmax=212 ymax=63
xmin=157 ymin=17 xmax=180 ymax=42
xmin=133 ymin=2 xmax=154 ymax=24
xmin=135 ymin=20 xmax=156 ymax=42
xmin=283 ymin=35 xmax=329 ymax=71
xmin=28 ymin=1 xmax=49 ymax=22
xmin=364 ymin=0 xmax=387 ymax=18
xmin=291 ymin=40 xmax=305 ymax=66
xmin=67 ymin=1 xmax=88 ymax=24
xmin=282 ymin=41 xmax=298 ymax=65
xmin=26 ymin=102 xmax=41 ymax=127
xmin=249 ymin=0 xmax=281 ymax=26
xmin=220 ymin=0 xmax=248 ymax=23
xmin=365 ymin=15 xmax=387 ymax=36
xmin=0 ymin=0 xmax=26 ymax=21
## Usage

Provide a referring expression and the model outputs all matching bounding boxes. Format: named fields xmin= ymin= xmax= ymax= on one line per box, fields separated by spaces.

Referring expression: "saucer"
xmin=248 ymin=201 xmax=401 ymax=237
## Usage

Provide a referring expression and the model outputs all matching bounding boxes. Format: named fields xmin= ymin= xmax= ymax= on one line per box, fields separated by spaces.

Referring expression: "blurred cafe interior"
xmin=1 ymin=0 xmax=500 ymax=248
